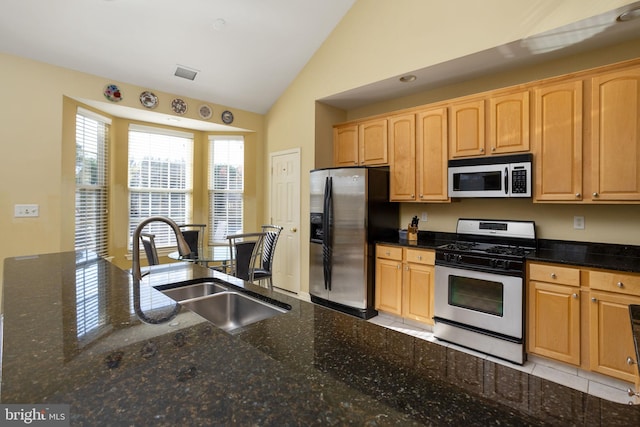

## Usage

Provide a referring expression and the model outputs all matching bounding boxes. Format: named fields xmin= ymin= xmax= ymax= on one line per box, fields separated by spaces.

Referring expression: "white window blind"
xmin=75 ymin=107 xmax=110 ymax=256
xmin=209 ymin=136 xmax=244 ymax=242
xmin=75 ymin=252 xmax=108 ymax=343
xmin=128 ymin=124 xmax=194 ymax=248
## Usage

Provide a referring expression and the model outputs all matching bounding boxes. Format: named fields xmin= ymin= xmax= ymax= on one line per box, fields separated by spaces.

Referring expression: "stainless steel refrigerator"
xmin=309 ymin=167 xmax=398 ymax=319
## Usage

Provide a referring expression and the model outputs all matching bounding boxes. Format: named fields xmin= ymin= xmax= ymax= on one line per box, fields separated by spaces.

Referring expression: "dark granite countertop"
xmin=378 ymin=231 xmax=640 ymax=273
xmin=3 ymin=251 xmax=640 ymax=426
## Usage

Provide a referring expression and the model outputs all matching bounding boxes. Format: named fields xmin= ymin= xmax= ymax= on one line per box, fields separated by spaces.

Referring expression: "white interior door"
xmin=269 ymin=149 xmax=300 ymax=293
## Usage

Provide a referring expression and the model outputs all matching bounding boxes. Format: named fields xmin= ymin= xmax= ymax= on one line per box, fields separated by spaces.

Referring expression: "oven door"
xmin=434 ymin=265 xmax=522 ymax=338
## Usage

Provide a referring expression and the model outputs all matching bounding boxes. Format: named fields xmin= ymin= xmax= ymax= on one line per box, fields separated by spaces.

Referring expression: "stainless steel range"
xmin=433 ymin=218 xmax=536 ymax=365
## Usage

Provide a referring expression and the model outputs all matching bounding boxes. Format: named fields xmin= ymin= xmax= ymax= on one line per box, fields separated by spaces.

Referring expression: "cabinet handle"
xmin=491 ymin=147 xmax=496 ymax=152
xmin=575 ymin=193 xmax=581 ymax=198
xmin=419 ymin=194 xmax=423 ymax=198
xmin=417 ymin=255 xmax=422 ymax=260
xmin=480 ymin=148 xmax=485 ymax=153
xmin=627 ymin=356 xmax=636 ymax=366
xmin=550 ymin=273 xmax=557 ymax=279
xmin=572 ymin=293 xmax=578 ymax=299
xmin=404 ymin=265 xmax=409 ymax=271
xmin=617 ymin=281 xmax=624 ymax=288
xmin=411 ymin=194 xmax=415 ymax=198
xmin=593 ymin=192 xmax=599 ymax=197
xmin=385 ymin=251 xmax=390 ymax=256
xmin=591 ymin=297 xmax=598 ymax=302
xmin=397 ymin=264 xmax=401 ymax=269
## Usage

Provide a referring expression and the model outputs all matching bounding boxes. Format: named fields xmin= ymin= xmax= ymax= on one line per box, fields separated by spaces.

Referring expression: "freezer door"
xmin=327 ymin=168 xmax=367 ymax=309
xmin=309 ymin=170 xmax=330 ymax=300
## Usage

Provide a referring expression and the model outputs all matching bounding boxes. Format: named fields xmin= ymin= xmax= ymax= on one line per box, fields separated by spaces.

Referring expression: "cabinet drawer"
xmin=376 ymin=245 xmax=403 ymax=261
xmin=529 ymin=262 xmax=580 ymax=287
xmin=405 ymin=248 xmax=434 ymax=265
xmin=589 ymin=270 xmax=640 ymax=296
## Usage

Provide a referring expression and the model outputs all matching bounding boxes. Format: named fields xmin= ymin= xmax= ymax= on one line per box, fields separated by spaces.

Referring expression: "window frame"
xmin=128 ymin=124 xmax=194 ymax=249
xmin=208 ymin=135 xmax=245 ymax=242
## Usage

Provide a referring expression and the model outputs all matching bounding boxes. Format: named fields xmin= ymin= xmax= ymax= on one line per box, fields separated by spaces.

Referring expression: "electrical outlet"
xmin=421 ymin=212 xmax=428 ymax=221
xmin=15 ymin=204 xmax=39 ymax=217
xmin=573 ymin=216 xmax=585 ymax=230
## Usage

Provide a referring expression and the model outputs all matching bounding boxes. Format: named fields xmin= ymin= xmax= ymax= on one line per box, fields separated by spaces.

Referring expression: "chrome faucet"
xmin=132 ymin=216 xmax=192 ymax=281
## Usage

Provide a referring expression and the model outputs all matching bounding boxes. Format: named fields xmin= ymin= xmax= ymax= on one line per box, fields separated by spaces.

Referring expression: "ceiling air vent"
xmin=174 ymin=65 xmax=198 ymax=81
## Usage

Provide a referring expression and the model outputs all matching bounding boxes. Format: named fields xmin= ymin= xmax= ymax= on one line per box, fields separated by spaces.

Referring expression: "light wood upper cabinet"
xmin=590 ymin=66 xmax=640 ymax=202
xmin=359 ymin=118 xmax=388 ymax=165
xmin=333 ymin=118 xmax=388 ymax=167
xmin=417 ymin=107 xmax=449 ymax=202
xmin=450 ymin=98 xmax=485 ymax=158
xmin=489 ymin=90 xmax=530 ymax=154
xmin=388 ymin=114 xmax=416 ymax=201
xmin=533 ymin=80 xmax=583 ymax=202
xmin=333 ymin=124 xmax=359 ymax=166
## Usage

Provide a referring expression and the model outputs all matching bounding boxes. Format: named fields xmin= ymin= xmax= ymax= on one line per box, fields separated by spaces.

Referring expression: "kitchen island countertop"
xmin=2 ymin=251 xmax=640 ymax=426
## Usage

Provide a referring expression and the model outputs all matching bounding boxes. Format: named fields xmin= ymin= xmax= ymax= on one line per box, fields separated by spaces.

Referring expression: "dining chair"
xmin=251 ymin=225 xmax=283 ymax=289
xmin=140 ymin=232 xmax=160 ymax=266
xmin=179 ymin=224 xmax=206 ymax=257
xmin=226 ymin=232 xmax=266 ymax=282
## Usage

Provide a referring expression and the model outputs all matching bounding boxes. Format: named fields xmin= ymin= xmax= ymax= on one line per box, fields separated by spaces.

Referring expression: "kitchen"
xmin=3 ymin=0 xmax=640 ymax=425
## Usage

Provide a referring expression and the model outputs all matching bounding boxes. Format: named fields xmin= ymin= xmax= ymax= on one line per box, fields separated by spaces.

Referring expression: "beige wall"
xmin=265 ymin=0 xmax=640 ymax=294
xmin=0 ymin=53 xmax=265 ymax=295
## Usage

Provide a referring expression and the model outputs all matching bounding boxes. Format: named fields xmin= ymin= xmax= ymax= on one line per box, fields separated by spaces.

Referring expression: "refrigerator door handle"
xmin=322 ymin=176 xmax=332 ymax=291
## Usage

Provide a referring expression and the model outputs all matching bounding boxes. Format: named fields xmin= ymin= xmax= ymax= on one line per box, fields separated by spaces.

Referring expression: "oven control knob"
xmin=456 ymin=255 xmax=463 ymax=263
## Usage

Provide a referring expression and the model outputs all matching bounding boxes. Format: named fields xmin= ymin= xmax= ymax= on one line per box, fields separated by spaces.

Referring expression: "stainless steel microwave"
xmin=448 ymin=153 xmax=532 ymax=198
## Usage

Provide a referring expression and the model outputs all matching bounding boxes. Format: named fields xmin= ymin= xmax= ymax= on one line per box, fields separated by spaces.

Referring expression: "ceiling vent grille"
xmin=174 ymin=66 xmax=198 ymax=81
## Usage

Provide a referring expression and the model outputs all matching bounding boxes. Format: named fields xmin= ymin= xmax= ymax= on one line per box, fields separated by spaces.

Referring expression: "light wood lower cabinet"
xmin=375 ymin=245 xmax=403 ymax=315
xmin=528 ymin=262 xmax=640 ymax=383
xmin=527 ymin=263 xmax=581 ymax=365
xmin=375 ymin=244 xmax=434 ymax=325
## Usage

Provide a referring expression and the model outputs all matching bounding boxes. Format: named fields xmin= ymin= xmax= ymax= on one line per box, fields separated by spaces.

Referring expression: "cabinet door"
xmin=359 ymin=119 xmax=388 ymax=165
xmin=589 ymin=291 xmax=640 ymax=382
xmin=488 ymin=90 xmax=530 ymax=154
xmin=591 ymin=67 xmax=640 ymax=201
xmin=403 ymin=262 xmax=434 ymax=325
xmin=417 ymin=107 xmax=449 ymax=201
xmin=528 ymin=281 xmax=581 ymax=365
xmin=389 ymin=114 xmax=416 ymax=201
xmin=375 ymin=257 xmax=402 ymax=315
xmin=533 ymin=80 xmax=583 ymax=202
xmin=450 ymin=99 xmax=485 ymax=158
xmin=333 ymin=124 xmax=359 ymax=166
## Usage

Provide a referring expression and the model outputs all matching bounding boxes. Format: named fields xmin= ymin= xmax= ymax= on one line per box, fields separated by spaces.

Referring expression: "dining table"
xmin=168 ymin=244 xmax=232 ymax=271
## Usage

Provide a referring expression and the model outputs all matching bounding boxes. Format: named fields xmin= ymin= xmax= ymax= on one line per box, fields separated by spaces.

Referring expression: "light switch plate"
xmin=573 ymin=216 xmax=585 ymax=230
xmin=421 ymin=212 xmax=428 ymax=221
xmin=15 ymin=204 xmax=39 ymax=217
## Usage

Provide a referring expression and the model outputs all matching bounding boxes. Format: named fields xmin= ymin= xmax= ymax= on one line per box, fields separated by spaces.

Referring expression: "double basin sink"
xmin=157 ymin=279 xmax=289 ymax=333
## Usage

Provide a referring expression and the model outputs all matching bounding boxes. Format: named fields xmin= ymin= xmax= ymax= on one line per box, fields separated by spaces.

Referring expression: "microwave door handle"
xmin=505 ymin=167 xmax=509 ymax=196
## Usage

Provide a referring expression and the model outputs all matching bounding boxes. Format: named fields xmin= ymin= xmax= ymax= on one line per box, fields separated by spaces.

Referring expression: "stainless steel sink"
xmin=161 ymin=281 xmax=228 ymax=302
xmin=179 ymin=291 xmax=288 ymax=332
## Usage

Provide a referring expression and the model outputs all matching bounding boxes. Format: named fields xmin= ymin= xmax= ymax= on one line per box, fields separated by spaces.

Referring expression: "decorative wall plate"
xmin=103 ymin=84 xmax=123 ymax=102
xmin=171 ymin=98 xmax=188 ymax=115
xmin=198 ymin=104 xmax=213 ymax=120
xmin=221 ymin=110 xmax=234 ymax=124
xmin=139 ymin=91 xmax=158 ymax=109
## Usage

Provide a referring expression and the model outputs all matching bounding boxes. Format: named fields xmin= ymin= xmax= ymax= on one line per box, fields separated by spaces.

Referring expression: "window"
xmin=128 ymin=124 xmax=194 ymax=248
xmin=209 ymin=136 xmax=244 ymax=241
xmin=75 ymin=107 xmax=110 ymax=256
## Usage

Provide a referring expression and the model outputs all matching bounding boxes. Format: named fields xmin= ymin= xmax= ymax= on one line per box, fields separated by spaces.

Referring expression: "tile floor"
xmin=368 ymin=312 xmax=640 ymax=405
